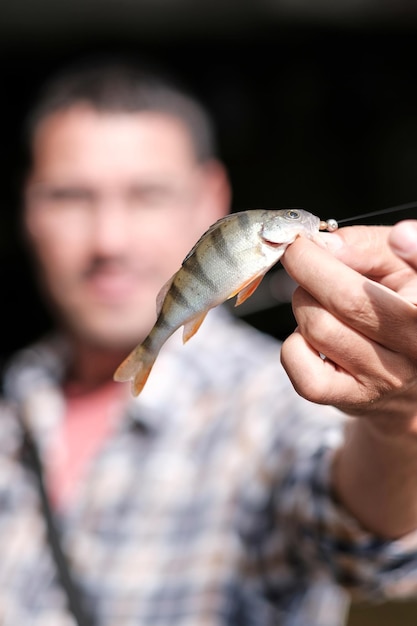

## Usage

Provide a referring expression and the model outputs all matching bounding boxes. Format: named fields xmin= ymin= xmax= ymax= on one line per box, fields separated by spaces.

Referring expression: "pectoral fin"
xmin=233 ymin=274 xmax=265 ymax=307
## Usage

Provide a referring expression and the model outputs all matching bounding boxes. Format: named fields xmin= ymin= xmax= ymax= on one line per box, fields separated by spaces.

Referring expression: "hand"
xmin=279 ymin=221 xmax=417 ymax=431
xmin=324 ymin=220 xmax=417 ymax=304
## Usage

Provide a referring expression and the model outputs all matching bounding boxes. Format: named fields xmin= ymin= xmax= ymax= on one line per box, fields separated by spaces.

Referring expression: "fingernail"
xmin=389 ymin=221 xmax=417 ymax=257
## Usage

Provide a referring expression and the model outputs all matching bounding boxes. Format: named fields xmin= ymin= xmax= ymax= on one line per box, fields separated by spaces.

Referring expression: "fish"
xmin=114 ymin=208 xmax=325 ymax=396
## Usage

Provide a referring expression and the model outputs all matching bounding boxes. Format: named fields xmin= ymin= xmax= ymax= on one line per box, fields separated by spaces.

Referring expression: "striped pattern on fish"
xmin=114 ymin=208 xmax=322 ymax=396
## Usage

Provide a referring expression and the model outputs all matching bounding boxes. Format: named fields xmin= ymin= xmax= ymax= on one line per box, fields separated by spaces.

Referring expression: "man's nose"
xmin=90 ymin=197 xmax=132 ymax=254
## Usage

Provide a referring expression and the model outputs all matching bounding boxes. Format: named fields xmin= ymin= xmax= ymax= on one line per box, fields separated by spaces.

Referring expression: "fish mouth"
xmin=263 ymin=238 xmax=293 ymax=247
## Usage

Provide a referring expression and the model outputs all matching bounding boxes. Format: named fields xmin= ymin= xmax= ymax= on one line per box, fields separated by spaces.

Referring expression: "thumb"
xmin=388 ymin=221 xmax=417 ymax=269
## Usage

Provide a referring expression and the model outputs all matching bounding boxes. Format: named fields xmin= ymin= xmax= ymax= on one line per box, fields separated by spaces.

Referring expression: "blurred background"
xmin=1 ymin=1 xmax=417 ymax=624
xmin=2 ymin=0 xmax=417 ymax=359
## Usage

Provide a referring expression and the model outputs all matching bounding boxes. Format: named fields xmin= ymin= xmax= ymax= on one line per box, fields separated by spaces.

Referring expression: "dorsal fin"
xmin=182 ymin=214 xmax=241 ymax=265
xmin=155 ymin=273 xmax=176 ymax=315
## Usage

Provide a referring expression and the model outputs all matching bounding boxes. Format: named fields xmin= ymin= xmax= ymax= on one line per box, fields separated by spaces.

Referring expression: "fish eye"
xmin=285 ymin=209 xmax=300 ymax=220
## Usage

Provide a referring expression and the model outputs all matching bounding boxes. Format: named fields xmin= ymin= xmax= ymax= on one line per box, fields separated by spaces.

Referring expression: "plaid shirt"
xmin=2 ymin=307 xmax=417 ymax=626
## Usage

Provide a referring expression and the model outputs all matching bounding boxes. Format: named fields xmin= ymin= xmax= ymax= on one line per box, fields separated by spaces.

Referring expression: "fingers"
xmin=389 ymin=221 xmax=417 ymax=265
xmin=387 ymin=221 xmax=417 ymax=303
xmin=280 ymin=228 xmax=417 ymax=421
xmin=281 ymin=236 xmax=417 ymax=359
xmin=319 ymin=225 xmax=398 ymax=280
xmin=280 ymin=287 xmax=417 ymax=416
xmin=320 ymin=223 xmax=417 ymax=296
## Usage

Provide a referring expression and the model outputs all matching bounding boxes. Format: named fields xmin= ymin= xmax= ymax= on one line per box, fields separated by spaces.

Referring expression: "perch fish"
xmin=114 ymin=208 xmax=332 ymax=396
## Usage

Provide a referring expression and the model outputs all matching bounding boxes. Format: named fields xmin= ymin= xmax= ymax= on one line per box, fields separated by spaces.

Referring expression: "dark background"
xmin=1 ymin=2 xmax=417 ymax=363
xmin=2 ymin=3 xmax=417 ymax=624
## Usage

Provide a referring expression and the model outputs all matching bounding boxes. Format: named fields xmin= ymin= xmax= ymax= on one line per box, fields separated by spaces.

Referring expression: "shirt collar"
xmin=6 ymin=307 xmax=232 ymax=436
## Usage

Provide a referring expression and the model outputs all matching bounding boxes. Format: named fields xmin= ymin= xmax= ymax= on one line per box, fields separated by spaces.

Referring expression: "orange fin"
xmin=114 ymin=348 xmax=156 ymax=397
xmin=234 ymin=274 xmax=265 ymax=307
xmin=131 ymin=365 xmax=154 ymax=397
xmin=182 ymin=311 xmax=208 ymax=343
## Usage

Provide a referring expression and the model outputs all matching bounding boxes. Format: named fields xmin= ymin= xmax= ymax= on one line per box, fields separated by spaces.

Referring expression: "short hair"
xmin=23 ymin=56 xmax=218 ymax=169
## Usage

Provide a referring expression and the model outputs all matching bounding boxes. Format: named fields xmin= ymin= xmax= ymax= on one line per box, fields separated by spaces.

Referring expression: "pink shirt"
xmin=47 ymin=380 xmax=127 ymax=509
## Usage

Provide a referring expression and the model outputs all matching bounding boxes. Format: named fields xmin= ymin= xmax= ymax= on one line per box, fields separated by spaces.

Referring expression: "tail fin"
xmin=113 ymin=345 xmax=156 ymax=397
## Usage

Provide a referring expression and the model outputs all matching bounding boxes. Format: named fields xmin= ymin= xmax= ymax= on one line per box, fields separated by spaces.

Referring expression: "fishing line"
xmin=319 ymin=200 xmax=417 ymax=232
xmin=333 ymin=200 xmax=417 ymax=226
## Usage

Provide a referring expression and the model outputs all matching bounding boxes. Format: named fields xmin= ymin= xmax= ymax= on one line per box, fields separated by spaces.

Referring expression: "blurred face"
xmin=24 ymin=105 xmax=229 ymax=350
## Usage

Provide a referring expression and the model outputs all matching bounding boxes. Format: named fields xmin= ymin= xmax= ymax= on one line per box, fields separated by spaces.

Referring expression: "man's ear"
xmin=199 ymin=159 xmax=232 ymax=224
xmin=22 ymin=190 xmax=39 ymax=242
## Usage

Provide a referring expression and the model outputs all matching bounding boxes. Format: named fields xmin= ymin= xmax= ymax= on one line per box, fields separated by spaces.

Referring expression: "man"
xmin=1 ymin=57 xmax=417 ymax=626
